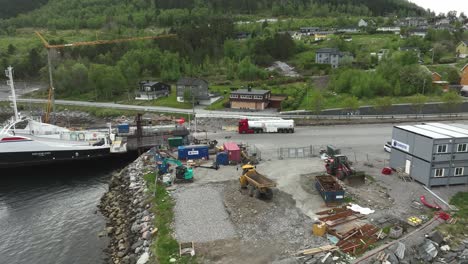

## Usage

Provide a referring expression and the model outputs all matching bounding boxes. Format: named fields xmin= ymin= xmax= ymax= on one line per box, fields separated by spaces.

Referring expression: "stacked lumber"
xmin=318 ymin=208 xmax=365 ymax=227
xmin=296 ymin=245 xmax=338 ymax=256
xmin=336 ymin=224 xmax=380 ymax=255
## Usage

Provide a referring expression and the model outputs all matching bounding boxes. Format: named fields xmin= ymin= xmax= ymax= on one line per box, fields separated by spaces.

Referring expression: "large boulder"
xmin=418 ymin=239 xmax=438 ymax=262
xmin=136 ymin=252 xmax=149 ymax=264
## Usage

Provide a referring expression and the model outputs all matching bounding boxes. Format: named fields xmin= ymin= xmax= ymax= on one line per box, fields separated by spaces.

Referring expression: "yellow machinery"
xmin=239 ymin=165 xmax=276 ymax=199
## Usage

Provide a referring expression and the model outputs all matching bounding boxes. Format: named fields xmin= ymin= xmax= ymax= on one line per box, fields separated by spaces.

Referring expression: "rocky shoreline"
xmin=99 ymin=154 xmax=157 ymax=264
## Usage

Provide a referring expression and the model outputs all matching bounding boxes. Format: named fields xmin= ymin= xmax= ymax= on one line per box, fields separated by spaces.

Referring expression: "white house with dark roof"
xmin=135 ymin=81 xmax=171 ymax=100
xmin=315 ymin=48 xmax=353 ymax=68
xmin=456 ymin=41 xmax=468 ymax=58
xmin=358 ymin=19 xmax=368 ymax=27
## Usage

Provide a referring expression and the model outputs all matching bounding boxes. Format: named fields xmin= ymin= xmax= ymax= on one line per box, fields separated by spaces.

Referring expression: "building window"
xmin=434 ymin=168 xmax=444 ymax=177
xmin=455 ymin=167 xmax=464 ymax=176
xmin=436 ymin=145 xmax=448 ymax=153
xmin=254 ymin=95 xmax=263 ymax=100
xmin=457 ymin=144 xmax=467 ymax=152
xmin=230 ymin=94 xmax=238 ymax=99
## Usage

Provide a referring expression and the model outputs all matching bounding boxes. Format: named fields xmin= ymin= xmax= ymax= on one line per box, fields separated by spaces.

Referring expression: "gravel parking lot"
xmin=172 ymin=185 xmax=236 ymax=243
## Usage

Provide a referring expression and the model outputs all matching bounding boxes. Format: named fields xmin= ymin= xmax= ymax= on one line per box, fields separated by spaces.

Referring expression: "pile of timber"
xmin=315 ymin=206 xmax=382 ymax=256
xmin=317 ymin=207 xmax=365 ymax=227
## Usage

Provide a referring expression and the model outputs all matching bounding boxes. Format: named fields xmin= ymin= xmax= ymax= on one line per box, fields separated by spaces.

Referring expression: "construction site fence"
xmin=280 ymin=112 xmax=466 ymax=120
xmin=253 ymin=145 xmax=391 ymax=166
xmin=237 ymin=142 xmax=262 ymax=161
xmin=277 ymin=146 xmax=317 ymax=159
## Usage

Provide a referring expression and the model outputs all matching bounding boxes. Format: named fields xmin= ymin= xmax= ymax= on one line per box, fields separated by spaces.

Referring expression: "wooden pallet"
xmin=396 ymin=168 xmax=413 ymax=182
xmin=179 ymin=242 xmax=195 ymax=257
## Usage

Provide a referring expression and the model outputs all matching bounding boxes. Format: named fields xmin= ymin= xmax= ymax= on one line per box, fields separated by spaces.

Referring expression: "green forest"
xmin=0 ymin=0 xmax=467 ymax=111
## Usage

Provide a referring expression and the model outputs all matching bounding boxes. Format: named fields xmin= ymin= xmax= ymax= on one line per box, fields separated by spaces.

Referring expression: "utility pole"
xmin=191 ymin=85 xmax=197 ymax=134
xmin=46 ymin=49 xmax=56 ymax=124
xmin=5 ymin=66 xmax=19 ymax=121
xmin=431 ymin=49 xmax=435 ymax=65
xmin=422 ymin=78 xmax=426 ymax=95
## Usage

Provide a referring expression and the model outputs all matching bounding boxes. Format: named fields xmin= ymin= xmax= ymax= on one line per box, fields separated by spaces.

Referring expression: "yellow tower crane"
xmin=35 ymin=31 xmax=177 ymax=123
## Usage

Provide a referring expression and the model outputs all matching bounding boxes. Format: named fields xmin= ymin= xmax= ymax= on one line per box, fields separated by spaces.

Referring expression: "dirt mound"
xmin=223 ymin=180 xmax=325 ymax=255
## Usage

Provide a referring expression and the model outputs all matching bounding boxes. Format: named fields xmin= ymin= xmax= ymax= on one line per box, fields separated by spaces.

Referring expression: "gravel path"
xmin=172 ymin=185 xmax=236 ymax=242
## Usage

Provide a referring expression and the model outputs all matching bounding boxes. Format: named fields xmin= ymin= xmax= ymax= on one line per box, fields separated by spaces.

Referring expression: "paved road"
xmin=1 ymin=98 xmax=284 ymax=117
xmin=5 ymin=98 xmax=468 ymax=121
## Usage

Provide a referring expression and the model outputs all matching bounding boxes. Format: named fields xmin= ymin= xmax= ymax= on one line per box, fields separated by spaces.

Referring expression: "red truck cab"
xmin=238 ymin=119 xmax=253 ymax=134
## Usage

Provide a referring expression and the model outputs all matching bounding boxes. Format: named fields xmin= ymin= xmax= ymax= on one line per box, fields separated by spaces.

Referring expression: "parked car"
xmin=384 ymin=141 xmax=392 ymax=153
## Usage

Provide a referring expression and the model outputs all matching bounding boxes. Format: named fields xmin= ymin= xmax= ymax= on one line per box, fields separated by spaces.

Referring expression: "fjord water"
xmin=0 ymin=158 xmax=133 ymax=264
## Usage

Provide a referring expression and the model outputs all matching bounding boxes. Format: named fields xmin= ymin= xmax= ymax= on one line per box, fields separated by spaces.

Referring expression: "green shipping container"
xmin=168 ymin=137 xmax=184 ymax=147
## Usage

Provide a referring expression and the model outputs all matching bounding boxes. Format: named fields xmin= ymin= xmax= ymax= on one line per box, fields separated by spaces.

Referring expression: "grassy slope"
xmin=143 ymin=173 xmax=195 ymax=264
xmin=437 ymin=192 xmax=468 ymax=244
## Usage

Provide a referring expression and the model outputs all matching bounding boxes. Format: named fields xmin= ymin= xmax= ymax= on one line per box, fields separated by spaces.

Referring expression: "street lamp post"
xmin=46 ymin=49 xmax=56 ymax=124
xmin=192 ymin=87 xmax=196 ymax=133
xmin=431 ymin=48 xmax=435 ymax=65
xmin=422 ymin=78 xmax=426 ymax=95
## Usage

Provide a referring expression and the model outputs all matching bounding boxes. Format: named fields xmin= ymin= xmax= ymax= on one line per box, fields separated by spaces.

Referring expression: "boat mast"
xmin=5 ymin=66 xmax=19 ymax=121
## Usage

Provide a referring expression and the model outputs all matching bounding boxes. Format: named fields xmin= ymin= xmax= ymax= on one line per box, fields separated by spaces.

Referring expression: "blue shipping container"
xmin=117 ymin=124 xmax=130 ymax=134
xmin=216 ymin=152 xmax=229 ymax=165
xmin=315 ymin=175 xmax=345 ymax=204
xmin=178 ymin=145 xmax=209 ymax=160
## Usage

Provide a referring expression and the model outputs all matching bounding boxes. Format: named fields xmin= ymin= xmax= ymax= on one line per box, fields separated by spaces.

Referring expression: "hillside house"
xmin=408 ymin=28 xmax=427 ymax=38
xmin=135 ymin=81 xmax=170 ymax=100
xmin=431 ymin=72 xmax=449 ymax=92
xmin=315 ymin=48 xmax=353 ymax=68
xmin=461 ymin=64 xmax=468 ymax=86
xmin=176 ymin=77 xmax=209 ymax=104
xmin=432 ymin=72 xmax=442 ymax=82
xmin=456 ymin=41 xmax=468 ymax=58
xmin=358 ymin=19 xmax=368 ymax=27
xmin=314 ymin=33 xmax=329 ymax=41
xmin=230 ymin=88 xmax=271 ymax=110
xmin=378 ymin=49 xmax=389 ymax=59
xmin=435 ymin=18 xmax=452 ymax=30
xmin=235 ymin=32 xmax=250 ymax=40
xmin=436 ymin=18 xmax=450 ymax=26
xmin=300 ymin=27 xmax=320 ymax=35
xmin=377 ymin=27 xmax=401 ymax=34
xmin=399 ymin=47 xmax=421 ymax=60
xmin=337 ymin=27 xmax=360 ymax=33
xmin=398 ymin=17 xmax=428 ymax=28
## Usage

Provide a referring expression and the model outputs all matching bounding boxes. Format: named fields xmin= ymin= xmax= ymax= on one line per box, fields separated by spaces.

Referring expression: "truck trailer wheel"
xmin=248 ymin=185 xmax=255 ymax=197
xmin=337 ymin=171 xmax=345 ymax=180
xmin=255 ymin=188 xmax=262 ymax=198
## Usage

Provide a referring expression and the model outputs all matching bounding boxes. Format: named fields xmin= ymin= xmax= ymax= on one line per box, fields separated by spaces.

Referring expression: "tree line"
xmin=0 ymin=0 xmax=48 ymax=19
xmin=0 ymin=0 xmax=426 ymax=32
xmin=329 ymin=50 xmax=435 ymax=98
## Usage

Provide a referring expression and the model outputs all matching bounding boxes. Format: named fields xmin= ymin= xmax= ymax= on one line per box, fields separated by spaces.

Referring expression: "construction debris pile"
xmin=315 ymin=206 xmax=381 ymax=256
xmin=368 ymin=230 xmax=468 ymax=264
